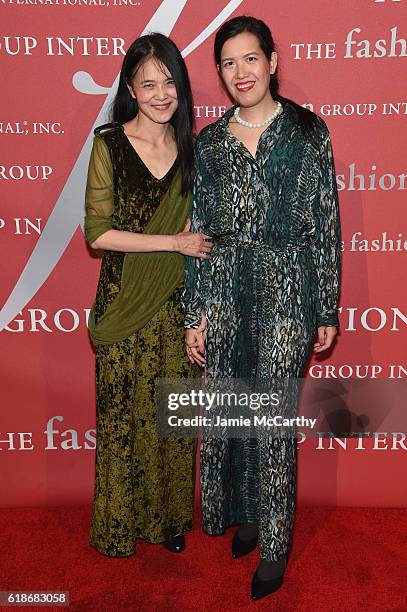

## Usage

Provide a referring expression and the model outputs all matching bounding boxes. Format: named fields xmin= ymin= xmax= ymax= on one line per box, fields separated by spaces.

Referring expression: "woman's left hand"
xmin=313 ymin=326 xmax=337 ymax=353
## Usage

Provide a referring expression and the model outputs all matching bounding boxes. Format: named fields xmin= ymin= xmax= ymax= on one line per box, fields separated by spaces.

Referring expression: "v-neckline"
xmin=226 ymin=124 xmax=260 ymax=162
xmin=121 ymin=128 xmax=178 ymax=182
xmin=225 ymin=104 xmax=285 ymax=163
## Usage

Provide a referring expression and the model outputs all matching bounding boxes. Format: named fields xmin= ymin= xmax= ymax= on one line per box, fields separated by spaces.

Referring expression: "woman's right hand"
xmin=175 ymin=219 xmax=213 ymax=259
xmin=185 ymin=312 xmax=207 ymax=366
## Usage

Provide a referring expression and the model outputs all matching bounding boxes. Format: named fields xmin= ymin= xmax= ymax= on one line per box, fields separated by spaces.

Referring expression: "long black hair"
xmin=112 ymin=33 xmax=194 ymax=195
xmin=214 ymin=16 xmax=318 ymax=136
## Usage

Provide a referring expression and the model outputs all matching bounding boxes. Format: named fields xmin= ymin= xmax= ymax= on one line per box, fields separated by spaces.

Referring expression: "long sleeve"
xmin=84 ymin=135 xmax=114 ymax=245
xmin=181 ymin=139 xmax=212 ymax=329
xmin=310 ymin=122 xmax=342 ymax=328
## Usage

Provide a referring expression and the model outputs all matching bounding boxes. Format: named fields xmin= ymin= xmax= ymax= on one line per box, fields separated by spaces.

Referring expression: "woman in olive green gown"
xmin=84 ymin=34 xmax=212 ymax=557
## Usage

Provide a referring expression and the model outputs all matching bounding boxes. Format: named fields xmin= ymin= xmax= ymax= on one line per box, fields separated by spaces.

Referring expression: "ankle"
xmin=238 ymin=522 xmax=258 ymax=541
xmin=257 ymin=555 xmax=287 ymax=581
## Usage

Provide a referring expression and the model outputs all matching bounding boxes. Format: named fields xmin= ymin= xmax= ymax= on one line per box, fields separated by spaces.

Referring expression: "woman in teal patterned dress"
xmin=182 ymin=17 xmax=341 ymax=599
xmin=84 ymin=34 xmax=212 ymax=557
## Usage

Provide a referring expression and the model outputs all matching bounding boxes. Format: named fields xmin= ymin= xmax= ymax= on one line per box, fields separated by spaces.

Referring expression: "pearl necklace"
xmin=234 ymin=101 xmax=282 ymax=129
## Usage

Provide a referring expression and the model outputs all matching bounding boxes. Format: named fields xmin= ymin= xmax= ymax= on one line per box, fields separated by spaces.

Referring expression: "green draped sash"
xmin=88 ymin=167 xmax=190 ymax=346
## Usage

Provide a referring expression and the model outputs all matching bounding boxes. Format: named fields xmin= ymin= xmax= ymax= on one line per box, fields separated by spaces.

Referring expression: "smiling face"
xmin=127 ymin=55 xmax=178 ymax=124
xmin=219 ymin=31 xmax=277 ymax=108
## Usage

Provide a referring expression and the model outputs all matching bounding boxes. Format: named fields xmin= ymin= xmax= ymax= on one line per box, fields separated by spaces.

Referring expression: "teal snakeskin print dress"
xmin=182 ymin=101 xmax=341 ymax=561
xmin=85 ymin=124 xmax=197 ymax=557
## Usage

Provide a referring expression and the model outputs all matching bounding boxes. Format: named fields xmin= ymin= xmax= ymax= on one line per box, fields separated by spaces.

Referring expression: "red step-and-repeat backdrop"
xmin=1 ymin=0 xmax=406 ymax=507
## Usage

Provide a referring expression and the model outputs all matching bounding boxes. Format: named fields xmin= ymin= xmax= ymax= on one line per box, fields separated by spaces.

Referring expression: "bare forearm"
xmin=91 ymin=229 xmax=177 ymax=253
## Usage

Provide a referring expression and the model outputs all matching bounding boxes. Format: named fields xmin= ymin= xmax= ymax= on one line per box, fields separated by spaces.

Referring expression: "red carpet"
xmin=1 ymin=505 xmax=406 ymax=611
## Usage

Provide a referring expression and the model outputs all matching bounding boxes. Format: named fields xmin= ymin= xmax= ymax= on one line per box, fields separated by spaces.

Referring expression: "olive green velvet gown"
xmin=85 ymin=123 xmax=196 ymax=557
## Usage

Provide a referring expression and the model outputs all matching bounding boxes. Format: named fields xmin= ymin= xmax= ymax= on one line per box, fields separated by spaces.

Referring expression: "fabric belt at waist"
xmin=214 ymin=238 xmax=308 ymax=253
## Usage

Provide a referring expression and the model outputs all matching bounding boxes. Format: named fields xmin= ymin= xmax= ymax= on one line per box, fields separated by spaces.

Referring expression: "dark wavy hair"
xmin=112 ymin=33 xmax=194 ymax=194
xmin=214 ymin=16 xmax=318 ymax=136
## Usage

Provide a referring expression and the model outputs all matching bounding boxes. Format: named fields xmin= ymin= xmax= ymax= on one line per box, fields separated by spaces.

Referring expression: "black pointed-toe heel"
xmin=251 ymin=569 xmax=284 ymax=600
xmin=251 ymin=556 xmax=287 ymax=601
xmin=232 ymin=530 xmax=258 ymax=559
xmin=163 ymin=532 xmax=185 ymax=553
